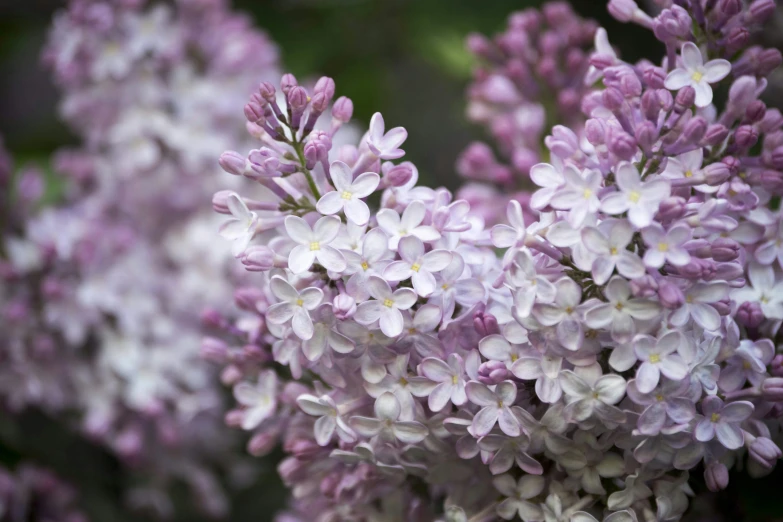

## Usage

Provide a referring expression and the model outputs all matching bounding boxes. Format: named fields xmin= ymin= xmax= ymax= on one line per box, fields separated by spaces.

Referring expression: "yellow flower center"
xmin=510 ymin=354 xmax=519 ymax=362
xmin=686 ymin=296 xmax=694 ymax=304
xmin=296 ymin=298 xmax=304 ymax=306
xmin=610 ymin=247 xmax=618 ymax=255
xmin=743 ymin=361 xmax=752 ymax=370
xmin=411 ymin=263 xmax=421 ymax=272
xmin=309 ymin=241 xmax=320 ymax=251
xmin=340 ymin=190 xmax=353 ymax=200
xmin=399 ymin=377 xmax=408 ymax=386
xmin=658 ymin=242 xmax=669 ymax=252
xmin=656 ymin=394 xmax=664 ymax=402
xmin=451 ymin=375 xmax=458 ymax=385
xmin=691 ymin=71 xmax=703 ymax=82
xmin=565 ymin=306 xmax=573 ymax=314
xmin=684 ymin=170 xmax=693 ymax=178
xmin=710 ymin=413 xmax=721 ymax=423
xmin=383 ymin=298 xmax=394 ymax=308
xmin=628 ymin=191 xmax=641 ymax=203
xmin=583 ymin=189 xmax=593 ymax=199
xmin=441 ymin=283 xmax=450 ymax=290
xmin=615 ymin=302 xmax=624 ymax=311
xmin=361 ymin=261 xmax=369 ymax=271
xmin=649 ymin=354 xmax=661 ymax=363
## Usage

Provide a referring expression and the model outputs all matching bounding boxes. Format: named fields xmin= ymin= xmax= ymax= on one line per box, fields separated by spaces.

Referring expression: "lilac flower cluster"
xmin=457 ymin=2 xmax=597 ymax=221
xmin=210 ymin=0 xmax=783 ymax=520
xmin=0 ymin=464 xmax=87 ymax=522
xmin=1 ymin=0 xmax=278 ymax=516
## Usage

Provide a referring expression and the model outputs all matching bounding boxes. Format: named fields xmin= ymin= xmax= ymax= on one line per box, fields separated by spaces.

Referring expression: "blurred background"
xmin=1 ymin=0 xmax=783 ymax=520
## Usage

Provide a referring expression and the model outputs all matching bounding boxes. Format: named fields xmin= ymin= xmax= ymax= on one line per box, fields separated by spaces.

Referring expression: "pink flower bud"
xmin=705 ymin=461 xmax=729 ymax=492
xmin=734 ymin=125 xmax=759 ymax=149
xmin=219 ymin=150 xmax=247 ymax=176
xmin=201 ymin=337 xmax=229 ymax=362
xmin=240 ymin=245 xmax=275 ymax=272
xmin=314 ymin=76 xmax=335 ymax=101
xmin=333 ymin=294 xmax=357 ymax=320
xmin=332 ymin=96 xmax=353 ymax=122
xmin=711 ymin=238 xmax=740 ymax=261
xmin=749 ymin=436 xmax=782 ymax=468
xmin=658 ymin=280 xmax=685 ymax=309
xmin=212 ymin=190 xmax=233 ymax=214
xmin=280 ymin=73 xmax=298 ymax=95
xmin=761 ymin=377 xmax=783 ymax=401
xmin=674 ymin=87 xmax=695 ymax=113
xmin=703 ymin=124 xmax=729 ymax=146
xmin=258 ymin=81 xmax=276 ymax=102
xmin=473 ymin=311 xmax=500 ymax=336
xmin=385 ymin=163 xmax=414 ymax=187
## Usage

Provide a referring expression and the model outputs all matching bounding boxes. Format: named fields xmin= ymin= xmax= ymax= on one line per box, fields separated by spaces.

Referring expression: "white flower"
xmin=584 ymin=277 xmax=661 ymax=343
xmin=465 ymin=380 xmax=521 ymax=437
xmin=383 ymin=235 xmax=452 ymax=297
xmin=266 ymin=276 xmax=324 ymax=340
xmin=670 ymin=282 xmax=729 ymax=331
xmin=494 ymin=474 xmax=545 ymax=521
xmin=376 ymin=200 xmax=440 ymax=249
xmin=664 ymin=42 xmax=731 ymax=108
xmin=532 ymin=277 xmax=585 ymax=351
xmin=633 ymin=331 xmax=688 ymax=394
xmin=418 ymin=354 xmax=468 ymax=412
xmin=731 ymin=262 xmax=783 ymax=320
xmin=367 ymin=112 xmax=408 ymax=160
xmin=219 ymin=192 xmax=257 ymax=256
xmin=233 ymin=370 xmax=277 ymax=430
xmin=641 ymin=224 xmax=691 ymax=268
xmin=316 ymin=160 xmax=380 ymax=225
xmin=506 ymin=250 xmax=556 ymax=319
xmin=349 ymin=392 xmax=428 ymax=444
xmin=548 ymin=167 xmax=602 ymax=227
xmin=302 ymin=304 xmax=355 ymax=361
xmin=559 ymin=370 xmax=626 ymax=424
xmin=581 ymin=220 xmax=645 ymax=285
xmin=491 ymin=200 xmax=527 ymax=266
xmin=297 ymin=393 xmax=356 ymax=446
xmin=354 ymin=276 xmax=418 ymax=337
xmin=284 ymin=215 xmax=346 ymax=273
xmin=600 ymin=162 xmax=670 ymax=228
xmin=343 ymin=227 xmax=393 ymax=301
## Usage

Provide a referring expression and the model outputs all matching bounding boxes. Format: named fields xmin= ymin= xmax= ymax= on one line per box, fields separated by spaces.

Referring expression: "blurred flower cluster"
xmin=1 ymin=0 xmax=278 ymax=516
xmin=207 ymin=0 xmax=783 ymax=521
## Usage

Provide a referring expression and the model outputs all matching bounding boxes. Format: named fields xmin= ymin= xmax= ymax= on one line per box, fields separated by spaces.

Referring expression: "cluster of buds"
xmin=209 ymin=0 xmax=783 ymax=521
xmin=1 ymin=0 xmax=279 ymax=517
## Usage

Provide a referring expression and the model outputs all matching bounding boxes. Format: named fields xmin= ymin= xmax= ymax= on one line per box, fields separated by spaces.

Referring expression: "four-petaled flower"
xmin=383 ymin=235 xmax=452 ymax=297
xmin=316 ymin=160 xmax=380 ymax=225
xmin=266 ymin=276 xmax=323 ymax=340
xmin=465 ymin=380 xmax=521 ymax=437
xmin=350 ymin=392 xmax=428 ymax=444
xmin=354 ymin=276 xmax=418 ymax=337
xmin=376 ymin=200 xmax=441 ymax=250
xmin=285 ymin=215 xmax=346 ymax=273
xmin=694 ymin=396 xmax=753 ymax=450
xmin=664 ymin=42 xmax=731 ymax=108
xmin=219 ymin=192 xmax=257 ymax=256
xmin=600 ymin=162 xmax=670 ymax=228
xmin=367 ymin=112 xmax=408 ymax=160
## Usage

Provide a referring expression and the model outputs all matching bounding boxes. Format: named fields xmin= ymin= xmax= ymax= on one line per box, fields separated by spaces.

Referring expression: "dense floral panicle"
xmin=0 ymin=0 xmax=278 ymax=517
xmin=0 ymin=464 xmax=88 ymax=522
xmin=456 ymin=2 xmax=598 ymax=223
xmin=208 ymin=0 xmax=783 ymax=520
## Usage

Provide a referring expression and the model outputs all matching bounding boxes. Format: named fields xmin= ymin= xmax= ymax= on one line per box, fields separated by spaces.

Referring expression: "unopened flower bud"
xmin=658 ymin=280 xmax=685 ymax=309
xmin=630 ymin=275 xmax=659 ymax=298
xmin=635 ymin=121 xmax=658 ymax=152
xmin=212 ymin=190 xmax=234 ymax=214
xmin=234 ymin=287 xmax=265 ymax=312
xmin=719 ymin=0 xmax=741 ymax=16
xmin=258 ymin=81 xmax=276 ymax=102
xmin=314 ymin=76 xmax=336 ymax=101
xmin=477 ymin=360 xmax=512 ymax=385
xmin=674 ymin=86 xmax=695 ymax=113
xmin=608 ymin=129 xmax=637 ymax=160
xmin=280 ymin=73 xmax=297 ymax=95
xmin=735 ymin=125 xmax=759 ymax=149
xmin=332 ymin=96 xmax=353 ymax=122
xmin=642 ymin=66 xmax=666 ymax=89
xmin=758 ymin=49 xmax=783 ymax=77
xmin=221 ymin=365 xmax=243 ymax=386
xmin=219 ymin=150 xmax=248 ymax=176
xmin=385 ymin=163 xmax=414 ymax=187
xmin=608 ymin=0 xmax=640 ymax=22
xmin=244 ymin=101 xmax=265 ymax=123
xmin=711 ymin=237 xmax=740 ymax=261
xmin=705 ymin=461 xmax=729 ymax=492
xmin=602 ymin=88 xmax=625 ymax=111
xmin=201 ymin=337 xmax=229 ymax=362
xmin=474 ymin=311 xmax=500 ymax=337
xmin=761 ymin=377 xmax=783 ymax=401
xmin=703 ymin=124 xmax=729 ymax=146
xmin=749 ymin=0 xmax=776 ymax=24
xmin=657 ymin=196 xmax=687 ymax=221
xmin=333 ymin=294 xmax=356 ymax=320
xmin=703 ymin=162 xmax=731 ymax=186
xmin=240 ymin=246 xmax=275 ymax=272
xmin=749 ymin=436 xmax=782 ymax=469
